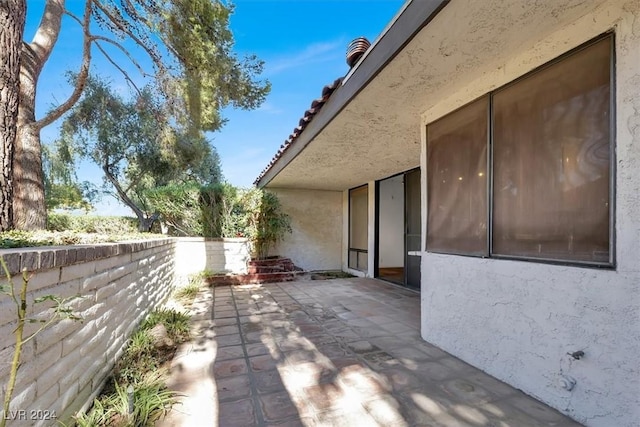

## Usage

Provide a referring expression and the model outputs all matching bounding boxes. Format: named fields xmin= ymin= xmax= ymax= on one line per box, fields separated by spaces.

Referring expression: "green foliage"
xmin=145 ymin=182 xmax=239 ymax=238
xmin=0 ymin=229 xmax=89 ymax=248
xmin=144 ymin=182 xmax=291 ymax=255
xmin=144 ymin=184 xmax=203 ymax=236
xmin=198 ymin=185 xmax=292 ymax=251
xmin=75 ymin=308 xmax=190 ymax=426
xmin=7 ymin=0 xmax=269 ymax=232
xmin=74 ymin=376 xmax=175 ymax=427
xmin=45 ymin=183 xmax=93 ymax=211
xmin=141 ymin=309 xmax=191 ymax=340
xmin=114 ymin=308 xmax=190 ymax=384
xmin=199 ymin=183 xmax=241 ymax=238
xmin=60 ymin=75 xmax=224 ymax=232
xmin=47 ymin=213 xmax=138 ymax=234
xmin=42 ymin=143 xmax=97 ymax=211
xmin=0 ymin=229 xmax=162 ymax=249
xmin=241 ymin=190 xmax=292 ymax=259
xmin=0 ymin=230 xmax=56 ymax=248
xmin=173 ymin=281 xmax=200 ymax=302
xmin=158 ymin=0 xmax=270 ymax=131
xmin=0 ymin=258 xmax=82 ymax=427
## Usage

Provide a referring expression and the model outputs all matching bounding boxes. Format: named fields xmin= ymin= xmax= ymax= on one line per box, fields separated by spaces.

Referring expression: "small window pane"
xmin=349 ymin=250 xmax=358 ymax=270
xmin=357 ymin=252 xmax=368 ymax=271
xmin=427 ymin=97 xmax=489 ymax=255
xmin=349 ymin=185 xmax=368 ymax=271
xmin=492 ymin=37 xmax=611 ymax=263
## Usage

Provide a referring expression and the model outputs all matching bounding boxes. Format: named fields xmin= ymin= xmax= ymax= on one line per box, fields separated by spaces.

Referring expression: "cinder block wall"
xmin=0 ymin=239 xmax=176 ymax=425
xmin=174 ymin=237 xmax=250 ymax=282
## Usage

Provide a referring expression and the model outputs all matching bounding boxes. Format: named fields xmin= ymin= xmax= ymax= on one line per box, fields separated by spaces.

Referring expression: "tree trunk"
xmin=0 ymin=0 xmax=26 ymax=231
xmin=103 ymin=166 xmax=156 ymax=232
xmin=13 ymin=0 xmax=65 ymax=230
xmin=138 ymin=216 xmax=157 ymax=233
xmin=13 ymin=122 xmax=46 ymax=230
xmin=14 ymin=45 xmax=46 ymax=230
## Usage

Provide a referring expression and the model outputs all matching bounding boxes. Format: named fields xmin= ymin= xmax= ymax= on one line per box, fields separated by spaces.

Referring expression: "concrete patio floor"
xmin=158 ymin=278 xmax=582 ymax=427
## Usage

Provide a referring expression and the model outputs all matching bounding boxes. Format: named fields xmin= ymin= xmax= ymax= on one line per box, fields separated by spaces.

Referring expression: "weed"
xmin=311 ymin=270 xmax=356 ymax=280
xmin=173 ymin=281 xmax=200 ymax=302
xmin=142 ymin=309 xmax=190 ymax=342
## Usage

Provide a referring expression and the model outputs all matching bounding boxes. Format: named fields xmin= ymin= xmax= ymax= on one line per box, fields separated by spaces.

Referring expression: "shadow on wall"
xmin=174 ymin=238 xmax=251 ymax=284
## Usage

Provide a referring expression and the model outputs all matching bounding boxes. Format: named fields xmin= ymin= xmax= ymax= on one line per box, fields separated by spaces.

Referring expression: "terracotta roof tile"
xmin=253 ymin=77 xmax=344 ymax=185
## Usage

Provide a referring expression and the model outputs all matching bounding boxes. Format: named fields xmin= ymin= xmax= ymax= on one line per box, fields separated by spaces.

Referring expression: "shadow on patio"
xmin=157 ymin=278 xmax=582 ymax=427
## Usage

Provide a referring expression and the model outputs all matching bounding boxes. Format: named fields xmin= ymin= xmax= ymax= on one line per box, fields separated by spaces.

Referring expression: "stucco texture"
xmin=268 ymin=188 xmax=342 ymax=271
xmin=419 ymin=1 xmax=640 ymax=427
xmin=265 ymin=0 xmax=620 ymax=192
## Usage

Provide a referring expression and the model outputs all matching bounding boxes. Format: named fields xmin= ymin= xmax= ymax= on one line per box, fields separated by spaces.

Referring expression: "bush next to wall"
xmin=147 ymin=184 xmax=291 ymax=258
xmin=47 ymin=214 xmax=138 ymax=234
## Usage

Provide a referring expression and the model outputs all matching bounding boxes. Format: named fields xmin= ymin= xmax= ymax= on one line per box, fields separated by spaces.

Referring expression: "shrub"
xmin=143 ymin=183 xmax=292 ymax=248
xmin=144 ymin=184 xmax=203 ymax=236
xmin=241 ymin=190 xmax=292 ymax=259
xmin=47 ymin=213 xmax=138 ymax=234
xmin=199 ymin=183 xmax=245 ymax=238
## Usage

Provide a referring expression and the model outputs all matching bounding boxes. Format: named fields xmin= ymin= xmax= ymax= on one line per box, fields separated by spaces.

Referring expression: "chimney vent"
xmin=346 ymin=37 xmax=371 ymax=68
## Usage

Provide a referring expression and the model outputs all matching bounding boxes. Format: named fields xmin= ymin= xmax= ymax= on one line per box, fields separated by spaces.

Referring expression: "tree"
xmin=0 ymin=0 xmax=26 ymax=231
xmin=42 ymin=143 xmax=96 ymax=211
xmin=61 ymin=76 xmax=222 ymax=231
xmin=5 ymin=0 xmax=269 ymax=230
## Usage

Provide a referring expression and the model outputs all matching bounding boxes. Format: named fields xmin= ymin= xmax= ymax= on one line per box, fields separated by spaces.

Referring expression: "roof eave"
xmin=256 ymin=0 xmax=450 ymax=189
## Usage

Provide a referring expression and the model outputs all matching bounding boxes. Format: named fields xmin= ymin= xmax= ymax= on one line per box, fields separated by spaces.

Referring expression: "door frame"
xmin=374 ymin=168 xmax=421 ymax=289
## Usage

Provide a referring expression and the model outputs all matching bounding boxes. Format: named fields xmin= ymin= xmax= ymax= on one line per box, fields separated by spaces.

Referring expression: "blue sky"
xmin=26 ymin=0 xmax=405 ymax=215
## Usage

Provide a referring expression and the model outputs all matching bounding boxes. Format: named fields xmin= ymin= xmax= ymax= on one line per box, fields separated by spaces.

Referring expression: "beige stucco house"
xmin=255 ymin=1 xmax=640 ymax=426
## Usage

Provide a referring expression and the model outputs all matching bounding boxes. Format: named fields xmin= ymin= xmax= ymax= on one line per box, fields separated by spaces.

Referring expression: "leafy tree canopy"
xmin=87 ymin=0 xmax=270 ymax=132
xmin=3 ymin=0 xmax=269 ymax=230
xmin=59 ymin=75 xmax=223 ymax=231
xmin=42 ymin=143 xmax=97 ymax=212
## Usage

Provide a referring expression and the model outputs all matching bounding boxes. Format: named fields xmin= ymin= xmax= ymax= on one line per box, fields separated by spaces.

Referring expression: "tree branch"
xmin=103 ymin=165 xmax=144 ymax=220
xmin=93 ymin=2 xmax=164 ymax=71
xmin=28 ymin=0 xmax=65 ymax=65
xmin=33 ymin=0 xmax=93 ymax=130
xmin=92 ymin=35 xmax=151 ymax=78
xmin=94 ymin=41 xmax=143 ymax=97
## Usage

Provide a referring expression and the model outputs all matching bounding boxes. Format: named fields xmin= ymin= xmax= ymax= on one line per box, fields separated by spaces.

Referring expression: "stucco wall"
xmin=269 ymin=188 xmax=342 ymax=271
xmin=420 ymin=2 xmax=640 ymax=426
xmin=0 ymin=239 xmax=175 ymax=425
xmin=174 ymin=237 xmax=250 ymax=282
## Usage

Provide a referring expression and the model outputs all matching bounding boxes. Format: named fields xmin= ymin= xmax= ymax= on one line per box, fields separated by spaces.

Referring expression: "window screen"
xmin=427 ymin=97 xmax=489 ymax=255
xmin=492 ymin=37 xmax=611 ymax=263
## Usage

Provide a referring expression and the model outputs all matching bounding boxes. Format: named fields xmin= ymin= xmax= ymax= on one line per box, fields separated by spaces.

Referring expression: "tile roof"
xmin=253 ymin=77 xmax=344 ymax=186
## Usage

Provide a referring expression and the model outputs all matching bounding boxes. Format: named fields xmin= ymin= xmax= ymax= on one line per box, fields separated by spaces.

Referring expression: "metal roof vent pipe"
xmin=346 ymin=37 xmax=371 ymax=68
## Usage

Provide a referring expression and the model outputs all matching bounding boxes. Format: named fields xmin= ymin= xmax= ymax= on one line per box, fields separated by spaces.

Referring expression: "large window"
xmin=426 ymin=35 xmax=613 ymax=266
xmin=349 ymin=185 xmax=368 ymax=271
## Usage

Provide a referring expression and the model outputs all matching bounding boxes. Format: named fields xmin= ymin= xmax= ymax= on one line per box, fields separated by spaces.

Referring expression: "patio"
xmin=159 ymin=278 xmax=582 ymax=426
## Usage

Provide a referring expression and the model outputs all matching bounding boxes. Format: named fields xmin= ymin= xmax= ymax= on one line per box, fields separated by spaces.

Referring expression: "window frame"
xmin=425 ymin=32 xmax=616 ymax=269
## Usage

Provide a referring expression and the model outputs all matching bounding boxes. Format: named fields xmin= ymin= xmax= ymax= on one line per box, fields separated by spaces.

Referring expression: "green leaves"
xmin=33 ymin=294 xmax=83 ymax=322
xmin=88 ymin=0 xmax=270 ymax=133
xmin=156 ymin=0 xmax=270 ymax=131
xmin=59 ymin=75 xmax=223 ymax=230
